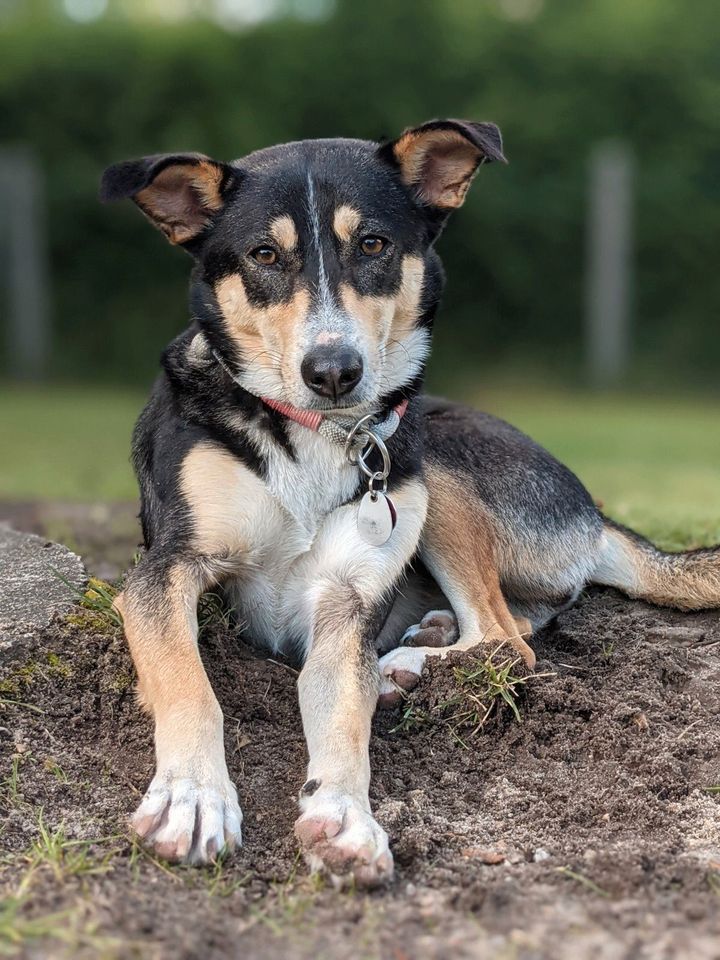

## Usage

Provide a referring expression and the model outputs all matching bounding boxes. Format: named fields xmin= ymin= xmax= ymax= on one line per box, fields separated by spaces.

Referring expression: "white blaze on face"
xmin=302 ymin=174 xmax=372 ymax=402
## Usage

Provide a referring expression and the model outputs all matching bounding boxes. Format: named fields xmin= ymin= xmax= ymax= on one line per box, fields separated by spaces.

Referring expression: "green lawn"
xmin=1 ymin=383 xmax=719 ymax=551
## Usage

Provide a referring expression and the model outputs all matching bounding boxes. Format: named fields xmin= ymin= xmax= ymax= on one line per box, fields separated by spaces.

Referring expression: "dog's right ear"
xmin=100 ymin=153 xmax=237 ymax=246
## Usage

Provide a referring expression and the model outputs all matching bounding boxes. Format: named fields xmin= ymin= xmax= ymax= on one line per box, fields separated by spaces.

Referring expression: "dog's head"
xmin=101 ymin=119 xmax=505 ymax=412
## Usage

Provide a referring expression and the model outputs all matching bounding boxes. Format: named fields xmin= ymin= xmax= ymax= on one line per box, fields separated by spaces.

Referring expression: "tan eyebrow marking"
xmin=268 ymin=215 xmax=298 ymax=252
xmin=333 ymin=205 xmax=362 ymax=243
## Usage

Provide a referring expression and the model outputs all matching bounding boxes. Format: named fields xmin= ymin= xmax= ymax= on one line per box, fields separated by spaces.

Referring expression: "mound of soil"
xmin=1 ymin=588 xmax=719 ymax=959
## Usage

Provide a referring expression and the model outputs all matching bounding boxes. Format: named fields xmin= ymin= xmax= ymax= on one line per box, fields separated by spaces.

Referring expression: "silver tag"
xmin=357 ymin=491 xmax=397 ymax=546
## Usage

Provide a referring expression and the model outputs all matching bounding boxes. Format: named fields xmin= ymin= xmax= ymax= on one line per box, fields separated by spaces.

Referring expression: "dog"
xmin=101 ymin=119 xmax=720 ymax=885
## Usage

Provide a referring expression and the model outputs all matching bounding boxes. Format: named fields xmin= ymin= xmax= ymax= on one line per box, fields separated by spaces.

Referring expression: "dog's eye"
xmin=359 ymin=236 xmax=386 ymax=257
xmin=250 ymin=246 xmax=278 ymax=266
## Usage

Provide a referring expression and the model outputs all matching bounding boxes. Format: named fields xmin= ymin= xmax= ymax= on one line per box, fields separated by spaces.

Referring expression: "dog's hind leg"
xmin=378 ymin=466 xmax=535 ymax=703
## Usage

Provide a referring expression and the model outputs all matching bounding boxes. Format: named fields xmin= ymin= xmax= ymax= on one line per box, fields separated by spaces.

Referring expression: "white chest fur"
xmin=224 ymin=424 xmax=362 ymax=651
xmin=261 ymin=423 xmax=361 ymax=536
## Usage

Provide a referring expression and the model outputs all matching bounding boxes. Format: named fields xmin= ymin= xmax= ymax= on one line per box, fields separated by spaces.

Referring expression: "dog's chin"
xmin=283 ymin=382 xmax=381 ymax=417
xmin=303 ymin=396 xmax=375 ymax=416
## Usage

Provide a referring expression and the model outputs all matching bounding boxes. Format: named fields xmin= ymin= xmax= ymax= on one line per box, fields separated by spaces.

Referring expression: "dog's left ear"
xmin=100 ymin=153 xmax=237 ymax=246
xmin=379 ymin=119 xmax=506 ymax=210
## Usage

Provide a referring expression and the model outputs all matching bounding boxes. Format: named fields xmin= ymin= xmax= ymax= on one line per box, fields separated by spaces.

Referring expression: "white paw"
xmin=378 ymin=645 xmax=429 ymax=706
xmin=131 ymin=770 xmax=243 ymax=864
xmin=294 ymin=787 xmax=393 ymax=887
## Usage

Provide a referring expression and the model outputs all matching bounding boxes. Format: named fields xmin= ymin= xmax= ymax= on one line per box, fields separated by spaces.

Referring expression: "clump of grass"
xmin=51 ymin=567 xmax=123 ymax=630
xmin=1 ymin=754 xmax=24 ymax=805
xmin=77 ymin=577 xmax=123 ymax=627
xmin=438 ymin=647 xmax=551 ymax=745
xmin=42 ymin=759 xmax=69 ymax=784
xmin=18 ymin=810 xmax=121 ymax=890
xmin=391 ymin=644 xmax=553 ymax=748
xmin=390 ymin=702 xmax=431 ymax=735
xmin=205 ymin=850 xmax=252 ymax=897
xmin=198 ymin=591 xmax=233 ymax=636
xmin=0 ymin=897 xmax=73 ymax=954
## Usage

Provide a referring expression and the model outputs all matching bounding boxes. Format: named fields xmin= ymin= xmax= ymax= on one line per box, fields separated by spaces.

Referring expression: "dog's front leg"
xmin=115 ymin=552 xmax=242 ymax=864
xmin=293 ymin=478 xmax=428 ymax=885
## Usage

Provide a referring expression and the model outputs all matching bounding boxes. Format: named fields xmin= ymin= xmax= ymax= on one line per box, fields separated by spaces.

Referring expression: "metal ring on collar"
xmin=357 ymin=433 xmax=391 ymax=481
xmin=344 ymin=412 xmax=381 ymax=464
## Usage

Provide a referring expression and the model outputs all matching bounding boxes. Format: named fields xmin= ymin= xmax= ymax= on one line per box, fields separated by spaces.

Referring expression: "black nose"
xmin=301 ymin=345 xmax=364 ymax=401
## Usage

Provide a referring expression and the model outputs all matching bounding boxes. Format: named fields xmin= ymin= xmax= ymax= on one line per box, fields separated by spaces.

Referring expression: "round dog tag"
xmin=357 ymin=491 xmax=397 ymax=546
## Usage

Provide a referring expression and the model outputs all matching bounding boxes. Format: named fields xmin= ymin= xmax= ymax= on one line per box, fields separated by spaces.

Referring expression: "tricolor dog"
xmin=101 ymin=119 xmax=720 ymax=885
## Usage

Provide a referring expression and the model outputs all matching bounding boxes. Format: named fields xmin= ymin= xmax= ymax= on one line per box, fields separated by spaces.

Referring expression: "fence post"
xmin=0 ymin=146 xmax=51 ymax=381
xmin=585 ymin=140 xmax=633 ymax=388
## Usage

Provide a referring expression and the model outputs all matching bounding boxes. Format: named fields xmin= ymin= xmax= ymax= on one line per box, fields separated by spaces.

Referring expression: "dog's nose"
xmin=301 ymin=345 xmax=364 ymax=401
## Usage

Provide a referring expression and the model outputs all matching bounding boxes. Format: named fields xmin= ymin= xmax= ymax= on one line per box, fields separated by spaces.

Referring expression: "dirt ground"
xmin=2 ymin=555 xmax=720 ymax=960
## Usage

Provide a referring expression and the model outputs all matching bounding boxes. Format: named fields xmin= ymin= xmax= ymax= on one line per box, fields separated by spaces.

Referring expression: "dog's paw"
xmin=131 ymin=771 xmax=243 ymax=865
xmin=295 ymin=788 xmax=393 ymax=887
xmin=377 ymin=644 xmax=429 ymax=707
xmin=377 ymin=610 xmax=457 ymax=708
xmin=402 ymin=609 xmax=458 ymax=649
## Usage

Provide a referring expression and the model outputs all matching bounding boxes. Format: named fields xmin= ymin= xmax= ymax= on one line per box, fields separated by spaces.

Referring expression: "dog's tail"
xmin=592 ymin=517 xmax=720 ymax=611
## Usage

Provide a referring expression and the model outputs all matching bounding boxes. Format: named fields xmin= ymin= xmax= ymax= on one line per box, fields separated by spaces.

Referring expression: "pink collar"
xmin=261 ymin=396 xmax=408 ymax=434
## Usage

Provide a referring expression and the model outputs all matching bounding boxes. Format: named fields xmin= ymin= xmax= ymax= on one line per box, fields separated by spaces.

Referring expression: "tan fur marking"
xmin=338 ymin=255 xmax=425 ymax=350
xmin=269 ymin=214 xmax=298 ymax=252
xmin=391 ymin=255 xmax=425 ymax=341
xmin=181 ymin=441 xmax=266 ymax=557
xmin=424 ymin=463 xmax=536 ymax=665
xmin=332 ymin=205 xmax=361 ymax=243
xmin=190 ymin=160 xmax=225 ymax=211
xmin=392 ymin=129 xmax=481 ymax=208
xmin=214 ymin=274 xmax=311 ymax=383
xmin=136 ymin=160 xmax=224 ymax=244
xmin=339 ymin=284 xmax=394 ymax=345
xmin=117 ymin=564 xmax=218 ymax=726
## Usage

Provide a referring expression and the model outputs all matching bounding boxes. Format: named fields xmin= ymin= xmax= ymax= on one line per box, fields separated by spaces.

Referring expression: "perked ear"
xmin=380 ymin=119 xmax=506 ymax=210
xmin=100 ymin=153 xmax=235 ymax=245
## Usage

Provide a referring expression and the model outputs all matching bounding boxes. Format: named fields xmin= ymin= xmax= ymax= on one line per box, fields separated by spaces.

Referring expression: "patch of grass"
xmin=601 ymin=640 xmax=616 ymax=660
xmin=1 ymin=756 xmax=24 ymax=805
xmin=2 ymin=384 xmax=720 ymax=551
xmin=109 ymin=671 xmax=134 ymax=693
xmin=390 ymin=644 xmax=553 ymax=747
xmin=204 ymin=851 xmax=252 ymax=898
xmin=437 ymin=647 xmax=552 ymax=746
xmin=390 ymin=702 xmax=431 ymax=735
xmin=0 ymin=384 xmax=141 ymax=500
xmin=708 ymin=871 xmax=720 ymax=897
xmin=18 ymin=810 xmax=122 ymax=890
xmin=0 ymin=897 xmax=73 ymax=956
xmin=58 ymin=575 xmax=123 ymax=630
xmin=42 ymin=759 xmax=69 ymax=784
xmin=198 ymin=591 xmax=233 ymax=636
xmin=702 ymin=785 xmax=720 ymax=795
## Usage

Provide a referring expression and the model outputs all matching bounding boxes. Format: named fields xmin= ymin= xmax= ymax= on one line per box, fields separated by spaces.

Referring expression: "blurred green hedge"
xmin=1 ymin=0 xmax=719 ymax=388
